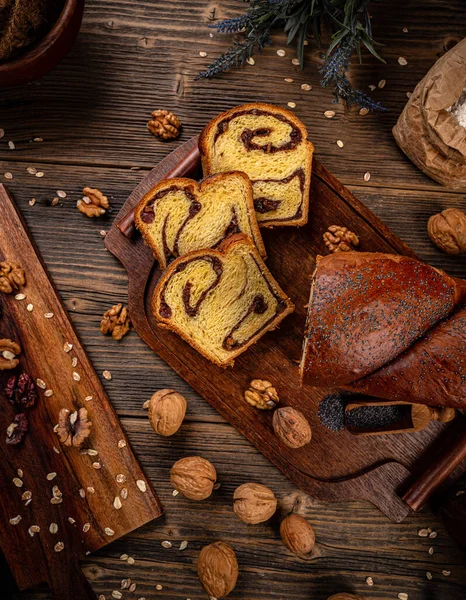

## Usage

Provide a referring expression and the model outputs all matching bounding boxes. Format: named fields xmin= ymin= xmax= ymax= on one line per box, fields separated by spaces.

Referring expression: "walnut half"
xmin=77 ymin=187 xmax=110 ymax=218
xmin=244 ymin=379 xmax=279 ymax=410
xmin=428 ymin=208 xmax=466 ymax=255
xmin=100 ymin=303 xmax=131 ymax=340
xmin=57 ymin=407 xmax=92 ymax=447
xmin=148 ymin=110 xmax=181 ymax=140
xmin=0 ymin=261 xmax=26 ymax=294
xmin=323 ymin=225 xmax=359 ymax=253
xmin=0 ymin=339 xmax=21 ymax=370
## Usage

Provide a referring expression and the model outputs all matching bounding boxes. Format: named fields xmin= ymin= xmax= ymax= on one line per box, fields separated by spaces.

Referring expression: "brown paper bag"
xmin=393 ymin=37 xmax=466 ymax=189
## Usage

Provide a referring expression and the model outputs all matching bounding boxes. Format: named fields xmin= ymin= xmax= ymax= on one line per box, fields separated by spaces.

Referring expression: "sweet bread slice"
xmin=199 ymin=103 xmax=314 ymax=228
xmin=153 ymin=233 xmax=294 ymax=366
xmin=135 ymin=172 xmax=266 ymax=270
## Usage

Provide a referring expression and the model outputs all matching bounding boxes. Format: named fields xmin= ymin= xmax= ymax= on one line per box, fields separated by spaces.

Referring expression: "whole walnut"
xmin=197 ymin=541 xmax=238 ymax=599
xmin=233 ymin=482 xmax=277 ymax=524
xmin=170 ymin=456 xmax=217 ymax=500
xmin=148 ymin=389 xmax=187 ymax=436
xmin=328 ymin=595 xmax=363 ymax=600
xmin=427 ymin=208 xmax=466 ymax=254
xmin=273 ymin=407 xmax=312 ymax=449
xmin=280 ymin=514 xmax=315 ymax=556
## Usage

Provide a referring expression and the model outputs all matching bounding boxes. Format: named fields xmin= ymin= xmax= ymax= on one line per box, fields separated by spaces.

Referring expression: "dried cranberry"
xmin=4 ymin=373 xmax=37 ymax=409
xmin=6 ymin=413 xmax=28 ymax=445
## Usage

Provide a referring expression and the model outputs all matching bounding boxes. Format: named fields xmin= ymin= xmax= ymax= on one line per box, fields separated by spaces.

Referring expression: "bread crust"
xmin=300 ymin=252 xmax=466 ymax=387
xmin=134 ymin=171 xmax=266 ymax=270
xmin=199 ymin=103 xmax=314 ymax=228
xmin=153 ymin=233 xmax=294 ymax=367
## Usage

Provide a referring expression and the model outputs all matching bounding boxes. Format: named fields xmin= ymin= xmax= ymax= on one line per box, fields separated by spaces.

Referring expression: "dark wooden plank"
xmin=0 ymin=186 xmax=162 ymax=600
xmin=0 ymin=0 xmax=465 ymax=191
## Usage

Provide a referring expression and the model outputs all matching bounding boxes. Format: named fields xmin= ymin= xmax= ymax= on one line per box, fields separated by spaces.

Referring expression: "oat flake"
xmin=324 ymin=110 xmax=335 ymax=119
xmin=44 ymin=312 xmax=54 ymax=319
xmin=17 ymin=469 xmax=23 ymax=477
xmin=366 ymin=576 xmax=374 ymax=586
xmin=129 ymin=583 xmax=137 ymax=592
xmin=116 ymin=474 xmax=126 ymax=483
xmin=336 ymin=140 xmax=344 ymax=148
xmin=103 ymin=370 xmax=112 ymax=380
xmin=9 ymin=515 xmax=22 ymax=525
xmin=364 ymin=171 xmax=371 ymax=182
xmin=51 ymin=497 xmax=63 ymax=505
xmin=4 ymin=172 xmax=13 ymax=180
xmin=28 ymin=525 xmax=40 ymax=536
xmin=71 ymin=357 xmax=78 ymax=367
xmin=64 ymin=342 xmax=73 ymax=353
xmin=36 ymin=378 xmax=46 ymax=389
xmin=68 ymin=517 xmax=76 ymax=525
xmin=426 ymin=572 xmax=433 ymax=581
xmin=49 ymin=523 xmax=58 ymax=534
xmin=13 ymin=477 xmax=23 ymax=487
xmin=418 ymin=528 xmax=429 ymax=537
xmin=8 ymin=141 xmax=15 ymax=150
xmin=29 ymin=198 xmax=36 ymax=206
xmin=34 ymin=138 xmax=43 ymax=142
xmin=54 ymin=541 xmax=64 ymax=552
xmin=172 ymin=489 xmax=179 ymax=496
xmin=27 ymin=304 xmax=34 ymax=312
xmin=277 ymin=49 xmax=286 ymax=57
xmin=118 ymin=439 xmax=127 ymax=448
xmin=0 ymin=129 xmax=4 ymax=138
xmin=291 ymin=58 xmax=300 ymax=65
xmin=199 ymin=51 xmax=207 ymax=57
xmin=120 ymin=553 xmax=129 ymax=561
xmin=44 ymin=390 xmax=54 ymax=397
xmin=114 ymin=496 xmax=123 ymax=510
xmin=136 ymin=480 xmax=147 ymax=492
xmin=359 ymin=107 xmax=369 ymax=116
xmin=398 ymin=594 xmax=408 ymax=600
xmin=246 ymin=57 xmax=255 ymax=65
xmin=112 ymin=592 xmax=122 ymax=600
xmin=378 ymin=79 xmax=386 ymax=89
xmin=156 ymin=584 xmax=163 ymax=591
xmin=180 ymin=540 xmax=188 ymax=550
xmin=398 ymin=57 xmax=408 ymax=66
xmin=83 ymin=523 xmax=91 ymax=532
xmin=27 ymin=167 xmax=37 ymax=175
xmin=57 ymin=190 xmax=67 ymax=198
xmin=93 ymin=462 xmax=102 ymax=469
xmin=301 ymin=84 xmax=312 ymax=91
xmin=22 ymin=490 xmax=32 ymax=501
xmin=162 ymin=540 xmax=172 ymax=549
xmin=121 ymin=579 xmax=130 ymax=589
xmin=35 ymin=171 xmax=45 ymax=178
xmin=368 ymin=84 xmax=376 ymax=91
xmin=120 ymin=487 xmax=128 ymax=500
xmin=79 ymin=488 xmax=86 ymax=498
xmin=15 ymin=293 xmax=26 ymax=300
xmin=46 ymin=472 xmax=57 ymax=480
xmin=53 ymin=446 xmax=60 ymax=454
xmin=105 ymin=527 xmax=115 ymax=536
xmin=73 ymin=372 xmax=81 ymax=382
xmin=284 ymin=78 xmax=294 ymax=83
xmin=127 ymin=556 xmax=135 ymax=565
xmin=442 ymin=570 xmax=451 ymax=576
xmin=287 ymin=102 xmax=296 ymax=109
xmin=85 ymin=395 xmax=93 ymax=402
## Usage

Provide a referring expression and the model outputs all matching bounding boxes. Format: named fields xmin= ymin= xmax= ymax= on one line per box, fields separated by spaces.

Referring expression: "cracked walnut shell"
xmin=100 ymin=303 xmax=131 ymax=340
xmin=0 ymin=339 xmax=21 ymax=370
xmin=148 ymin=389 xmax=187 ymax=436
xmin=77 ymin=187 xmax=110 ymax=217
xmin=428 ymin=208 xmax=466 ymax=255
xmin=197 ymin=541 xmax=238 ymax=599
xmin=233 ymin=482 xmax=277 ymax=524
xmin=273 ymin=407 xmax=312 ymax=449
xmin=244 ymin=379 xmax=279 ymax=410
xmin=170 ymin=456 xmax=216 ymax=500
xmin=0 ymin=261 xmax=26 ymax=294
xmin=57 ymin=407 xmax=92 ymax=447
xmin=323 ymin=225 xmax=359 ymax=253
xmin=148 ymin=110 xmax=181 ymax=140
xmin=280 ymin=513 xmax=315 ymax=556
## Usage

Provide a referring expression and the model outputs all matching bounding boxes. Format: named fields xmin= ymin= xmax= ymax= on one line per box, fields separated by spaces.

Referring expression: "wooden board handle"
xmin=402 ymin=424 xmax=466 ymax=512
xmin=117 ymin=145 xmax=201 ymax=238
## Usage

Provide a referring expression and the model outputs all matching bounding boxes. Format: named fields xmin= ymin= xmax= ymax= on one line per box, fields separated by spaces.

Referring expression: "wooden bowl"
xmin=0 ymin=0 xmax=85 ymax=87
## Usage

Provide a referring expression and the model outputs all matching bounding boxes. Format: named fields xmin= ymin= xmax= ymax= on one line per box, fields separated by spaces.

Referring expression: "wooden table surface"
xmin=1 ymin=1 xmax=466 ymax=599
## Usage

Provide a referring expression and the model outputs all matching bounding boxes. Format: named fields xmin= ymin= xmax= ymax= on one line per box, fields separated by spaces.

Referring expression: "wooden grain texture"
xmin=0 ymin=0 xmax=465 ymax=598
xmin=105 ymin=137 xmax=466 ymax=524
xmin=0 ymin=186 xmax=161 ymax=600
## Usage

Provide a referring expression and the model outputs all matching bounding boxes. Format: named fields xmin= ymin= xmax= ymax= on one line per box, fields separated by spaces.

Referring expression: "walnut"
xmin=170 ymin=456 xmax=217 ymax=500
xmin=233 ymin=482 xmax=277 ymax=524
xmin=244 ymin=379 xmax=279 ymax=410
xmin=0 ymin=339 xmax=21 ymax=370
xmin=6 ymin=413 xmax=28 ymax=445
xmin=280 ymin=513 xmax=315 ymax=556
xmin=100 ymin=303 xmax=131 ymax=340
xmin=197 ymin=541 xmax=238 ymax=599
xmin=323 ymin=225 xmax=359 ymax=253
xmin=0 ymin=261 xmax=26 ymax=294
xmin=57 ymin=407 xmax=92 ymax=447
xmin=77 ymin=187 xmax=110 ymax=217
xmin=273 ymin=407 xmax=312 ymax=449
xmin=148 ymin=110 xmax=181 ymax=140
xmin=427 ymin=208 xmax=466 ymax=255
xmin=148 ymin=389 xmax=187 ymax=436
xmin=5 ymin=373 xmax=37 ymax=409
xmin=328 ymin=595 xmax=363 ymax=600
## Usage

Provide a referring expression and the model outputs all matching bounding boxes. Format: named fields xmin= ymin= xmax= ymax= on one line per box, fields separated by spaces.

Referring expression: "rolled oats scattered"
xmin=49 ymin=523 xmax=58 ymax=534
xmin=161 ymin=540 xmax=172 ymax=549
xmin=116 ymin=474 xmax=126 ymax=483
xmin=103 ymin=370 xmax=112 ymax=380
xmin=121 ymin=579 xmax=130 ymax=589
xmin=53 ymin=446 xmax=60 ymax=454
xmin=359 ymin=107 xmax=370 ymax=115
xmin=426 ymin=572 xmax=433 ymax=581
xmin=73 ymin=372 xmax=81 ymax=382
xmin=156 ymin=584 xmax=163 ymax=591
xmin=287 ymin=102 xmax=296 ymax=109
xmin=44 ymin=312 xmax=54 ymax=319
xmin=27 ymin=303 xmax=34 ymax=312
xmin=199 ymin=51 xmax=207 ymax=57
xmin=4 ymin=172 xmax=13 ymax=180
xmin=98 ymin=596 xmax=106 ymax=600
xmin=142 ymin=400 xmax=150 ymax=409
xmin=428 ymin=547 xmax=434 ymax=555
xmin=28 ymin=525 xmax=40 ymax=536
xmin=442 ymin=570 xmax=451 ymax=576
xmin=13 ymin=477 xmax=23 ymax=487
xmin=34 ymin=138 xmax=43 ymax=142
xmin=366 ymin=576 xmax=374 ymax=586
xmin=277 ymin=49 xmax=286 ymax=57
xmin=46 ymin=472 xmax=57 ymax=480
xmin=398 ymin=56 xmax=408 ymax=66
xmin=0 ymin=129 xmax=4 ymax=138
xmin=284 ymin=78 xmax=294 ymax=83
xmin=418 ymin=528 xmax=429 ymax=537
xmin=112 ymin=592 xmax=122 ymax=600
xmin=57 ymin=190 xmax=67 ymax=198
xmin=68 ymin=517 xmax=76 ymax=524
xmin=29 ymin=198 xmax=36 ymax=206
xmin=35 ymin=172 xmax=45 ymax=178
xmin=369 ymin=84 xmax=376 ymax=91
xmin=403 ymin=27 xmax=408 ymax=33
xmin=118 ymin=439 xmax=127 ymax=448
xmin=136 ymin=480 xmax=147 ymax=492
xmin=44 ymin=389 xmax=54 ymax=397
xmin=9 ymin=515 xmax=22 ymax=525
xmin=180 ymin=540 xmax=188 ymax=550
xmin=301 ymin=84 xmax=312 ymax=91
xmin=120 ymin=487 xmax=128 ymax=500
xmin=398 ymin=594 xmax=408 ymax=600
xmin=324 ymin=110 xmax=336 ymax=119
xmin=291 ymin=58 xmax=300 ymax=65
xmin=15 ymin=293 xmax=26 ymax=300
xmin=50 ymin=498 xmax=63 ymax=505
xmin=105 ymin=527 xmax=115 ymax=536
xmin=378 ymin=79 xmax=386 ymax=89
xmin=71 ymin=357 xmax=78 ymax=367
xmin=92 ymin=462 xmax=102 ymax=469
xmin=127 ymin=556 xmax=135 ymax=565
xmin=120 ymin=554 xmax=129 ymax=561
xmin=429 ymin=531 xmax=437 ymax=539
xmin=87 ymin=486 xmax=95 ymax=494
xmin=36 ymin=378 xmax=46 ymax=389
xmin=85 ymin=395 xmax=93 ymax=402
xmin=246 ymin=57 xmax=255 ymax=65
xmin=79 ymin=488 xmax=86 ymax=498
xmin=22 ymin=490 xmax=32 ymax=501
xmin=336 ymin=140 xmax=344 ymax=148
xmin=129 ymin=583 xmax=137 ymax=592
xmin=100 ymin=230 xmax=107 ymax=237
xmin=172 ymin=489 xmax=179 ymax=496
xmin=64 ymin=342 xmax=73 ymax=353
xmin=8 ymin=141 xmax=15 ymax=150
xmin=364 ymin=171 xmax=371 ymax=182
xmin=17 ymin=469 xmax=23 ymax=477
xmin=83 ymin=522 xmax=91 ymax=532
xmin=51 ymin=198 xmax=59 ymax=207
xmin=114 ymin=496 xmax=123 ymax=510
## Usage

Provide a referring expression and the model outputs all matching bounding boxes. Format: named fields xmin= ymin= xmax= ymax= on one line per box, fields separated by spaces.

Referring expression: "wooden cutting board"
xmin=105 ymin=136 xmax=466 ymax=524
xmin=0 ymin=186 xmax=162 ymax=600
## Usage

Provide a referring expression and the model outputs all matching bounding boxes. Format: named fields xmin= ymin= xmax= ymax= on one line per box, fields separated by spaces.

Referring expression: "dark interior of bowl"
xmin=0 ymin=0 xmax=65 ymax=65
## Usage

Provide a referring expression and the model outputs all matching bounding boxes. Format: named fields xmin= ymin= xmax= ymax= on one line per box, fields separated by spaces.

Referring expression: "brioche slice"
xmin=135 ymin=172 xmax=266 ymax=270
xmin=199 ymin=103 xmax=314 ymax=228
xmin=153 ymin=233 xmax=294 ymax=366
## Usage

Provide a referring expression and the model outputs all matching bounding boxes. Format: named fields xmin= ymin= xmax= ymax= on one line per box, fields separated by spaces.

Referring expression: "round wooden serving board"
xmin=105 ymin=136 xmax=466 ymax=524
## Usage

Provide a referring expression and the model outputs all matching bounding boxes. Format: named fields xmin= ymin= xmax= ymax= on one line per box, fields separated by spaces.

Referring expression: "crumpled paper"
xmin=393 ymin=37 xmax=466 ymax=189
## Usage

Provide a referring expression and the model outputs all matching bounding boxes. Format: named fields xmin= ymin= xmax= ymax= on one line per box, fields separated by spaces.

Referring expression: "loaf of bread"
xmin=199 ymin=103 xmax=314 ymax=228
xmin=300 ymin=252 xmax=466 ymax=408
xmin=134 ymin=172 xmax=266 ymax=270
xmin=153 ymin=234 xmax=294 ymax=366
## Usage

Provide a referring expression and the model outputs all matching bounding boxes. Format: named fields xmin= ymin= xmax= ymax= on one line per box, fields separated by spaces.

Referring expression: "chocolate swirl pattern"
xmin=135 ymin=172 xmax=266 ymax=270
xmin=199 ymin=103 xmax=314 ymax=227
xmin=153 ymin=234 xmax=294 ymax=367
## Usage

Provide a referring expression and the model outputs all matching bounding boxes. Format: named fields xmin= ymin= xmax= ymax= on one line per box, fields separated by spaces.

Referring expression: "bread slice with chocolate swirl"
xmin=135 ymin=172 xmax=266 ymax=270
xmin=153 ymin=234 xmax=294 ymax=366
xmin=199 ymin=103 xmax=314 ymax=227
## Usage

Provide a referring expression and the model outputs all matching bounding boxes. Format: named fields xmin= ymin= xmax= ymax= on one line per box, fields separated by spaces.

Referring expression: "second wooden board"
xmin=105 ymin=137 xmax=466 ymax=523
